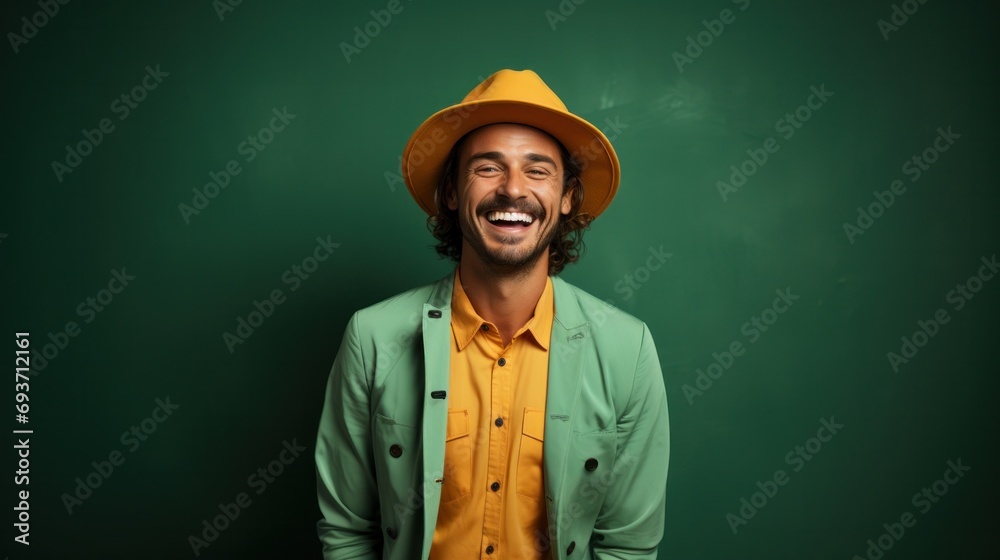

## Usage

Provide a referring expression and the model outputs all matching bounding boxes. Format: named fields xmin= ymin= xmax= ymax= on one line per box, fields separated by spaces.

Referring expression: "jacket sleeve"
xmin=315 ymin=311 xmax=382 ymax=560
xmin=590 ymin=323 xmax=670 ymax=559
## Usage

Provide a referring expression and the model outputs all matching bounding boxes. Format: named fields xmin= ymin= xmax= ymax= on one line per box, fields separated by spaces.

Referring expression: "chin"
xmin=477 ymin=241 xmax=549 ymax=272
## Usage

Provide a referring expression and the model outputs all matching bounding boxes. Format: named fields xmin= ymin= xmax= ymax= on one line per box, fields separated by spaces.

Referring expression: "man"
xmin=315 ymin=69 xmax=669 ymax=559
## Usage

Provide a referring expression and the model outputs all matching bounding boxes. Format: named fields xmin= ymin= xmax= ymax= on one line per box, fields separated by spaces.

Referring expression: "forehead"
xmin=458 ymin=123 xmax=563 ymax=162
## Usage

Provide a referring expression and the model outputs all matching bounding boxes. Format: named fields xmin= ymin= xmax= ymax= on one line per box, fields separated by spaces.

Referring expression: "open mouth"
xmin=483 ymin=210 xmax=536 ymax=230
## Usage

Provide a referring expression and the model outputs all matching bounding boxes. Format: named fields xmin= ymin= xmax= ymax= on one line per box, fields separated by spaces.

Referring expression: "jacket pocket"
xmin=516 ymin=407 xmax=546 ymax=499
xmin=440 ymin=409 xmax=472 ymax=504
xmin=372 ymin=412 xmax=421 ymax=548
xmin=567 ymin=430 xmax=618 ymax=525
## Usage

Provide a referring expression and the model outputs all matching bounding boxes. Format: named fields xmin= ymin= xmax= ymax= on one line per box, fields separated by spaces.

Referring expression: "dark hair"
xmin=426 ymin=128 xmax=594 ymax=276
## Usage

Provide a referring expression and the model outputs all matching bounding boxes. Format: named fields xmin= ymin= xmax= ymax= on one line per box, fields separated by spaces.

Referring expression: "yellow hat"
xmin=401 ymin=69 xmax=621 ymax=218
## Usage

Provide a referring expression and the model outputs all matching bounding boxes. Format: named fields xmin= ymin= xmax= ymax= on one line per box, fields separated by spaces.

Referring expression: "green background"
xmin=2 ymin=0 xmax=997 ymax=558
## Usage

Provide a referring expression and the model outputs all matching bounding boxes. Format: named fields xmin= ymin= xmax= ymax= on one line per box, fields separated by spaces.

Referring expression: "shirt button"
xmin=566 ymin=540 xmax=576 ymax=555
xmin=389 ymin=444 xmax=403 ymax=458
xmin=481 ymin=324 xmax=489 ymax=331
xmin=494 ymin=417 xmax=504 ymax=428
xmin=585 ymin=458 xmax=599 ymax=471
xmin=485 ymin=544 xmax=495 ymax=554
xmin=490 ymin=481 xmax=501 ymax=492
xmin=386 ymin=526 xmax=397 ymax=540
xmin=498 ymin=357 xmax=506 ymax=367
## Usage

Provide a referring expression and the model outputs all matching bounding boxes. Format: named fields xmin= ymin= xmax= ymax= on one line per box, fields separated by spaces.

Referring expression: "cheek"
xmin=462 ymin=181 xmax=495 ymax=209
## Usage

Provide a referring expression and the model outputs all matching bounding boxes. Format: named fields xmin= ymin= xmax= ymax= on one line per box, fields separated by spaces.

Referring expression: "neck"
xmin=457 ymin=249 xmax=550 ymax=344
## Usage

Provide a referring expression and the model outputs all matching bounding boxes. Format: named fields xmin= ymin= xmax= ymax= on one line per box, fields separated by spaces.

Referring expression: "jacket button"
xmin=585 ymin=458 xmax=598 ymax=471
xmin=495 ymin=417 xmax=504 ymax=428
xmin=490 ymin=481 xmax=501 ymax=492
xmin=386 ymin=526 xmax=397 ymax=540
xmin=498 ymin=357 xmax=506 ymax=366
xmin=389 ymin=444 xmax=403 ymax=458
xmin=485 ymin=544 xmax=495 ymax=554
xmin=566 ymin=540 xmax=576 ymax=555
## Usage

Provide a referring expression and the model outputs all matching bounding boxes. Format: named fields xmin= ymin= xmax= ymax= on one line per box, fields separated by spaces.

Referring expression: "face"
xmin=446 ymin=123 xmax=574 ymax=275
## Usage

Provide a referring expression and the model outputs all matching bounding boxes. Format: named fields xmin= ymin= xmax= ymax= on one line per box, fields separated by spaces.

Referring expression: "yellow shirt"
xmin=429 ymin=268 xmax=554 ymax=560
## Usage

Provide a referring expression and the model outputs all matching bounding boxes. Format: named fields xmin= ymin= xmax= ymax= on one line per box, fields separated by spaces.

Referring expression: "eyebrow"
xmin=466 ymin=151 xmax=559 ymax=168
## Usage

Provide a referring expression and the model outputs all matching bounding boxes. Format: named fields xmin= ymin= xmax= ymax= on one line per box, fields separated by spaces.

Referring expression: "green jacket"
xmin=315 ymin=267 xmax=670 ymax=559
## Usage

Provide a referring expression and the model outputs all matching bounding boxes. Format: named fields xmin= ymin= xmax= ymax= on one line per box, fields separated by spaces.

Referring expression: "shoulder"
xmin=360 ymin=279 xmax=438 ymax=314
xmin=350 ymin=277 xmax=441 ymax=338
xmin=554 ymin=275 xmax=651 ymax=338
xmin=553 ymin=276 xmax=665 ymax=420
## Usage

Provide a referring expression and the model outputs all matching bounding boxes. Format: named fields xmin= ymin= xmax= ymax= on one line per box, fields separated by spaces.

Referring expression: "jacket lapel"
xmin=544 ymin=275 xmax=590 ymax=543
xmin=420 ymin=269 xmax=455 ymax=559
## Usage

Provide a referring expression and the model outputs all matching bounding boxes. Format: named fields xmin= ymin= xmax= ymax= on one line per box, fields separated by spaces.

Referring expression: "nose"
xmin=496 ymin=164 xmax=527 ymax=201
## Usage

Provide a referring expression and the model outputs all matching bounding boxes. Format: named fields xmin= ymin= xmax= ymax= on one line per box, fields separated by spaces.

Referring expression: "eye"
xmin=475 ymin=165 xmax=502 ymax=175
xmin=527 ymin=168 xmax=552 ymax=177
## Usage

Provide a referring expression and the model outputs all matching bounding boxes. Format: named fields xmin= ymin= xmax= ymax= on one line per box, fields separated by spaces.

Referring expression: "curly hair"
xmin=425 ymin=128 xmax=594 ymax=276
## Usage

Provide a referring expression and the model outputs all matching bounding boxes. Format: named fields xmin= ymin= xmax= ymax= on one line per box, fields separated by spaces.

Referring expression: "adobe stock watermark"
xmin=682 ymin=288 xmax=799 ymax=404
xmin=187 ymin=438 xmax=307 ymax=556
xmin=7 ymin=0 xmax=71 ymax=54
xmin=340 ymin=0 xmax=415 ymax=63
xmin=549 ymin=243 xmax=673 ymax=369
xmin=178 ymin=107 xmax=296 ymax=223
xmin=613 ymin=246 xmax=673 ymax=300
xmin=389 ymin=467 xmax=445 ymax=527
xmin=851 ymin=458 xmax=969 ymax=560
xmin=385 ymin=85 xmax=485 ymax=192
xmin=571 ymin=116 xmax=628 ymax=174
xmin=886 ymin=253 xmax=996 ymax=372
xmin=593 ymin=243 xmax=672 ymax=327
xmin=543 ymin=0 xmax=587 ymax=31
xmin=672 ymin=0 xmax=751 ymax=73
xmin=27 ymin=267 xmax=136 ymax=377
xmin=532 ymin=452 xmax=641 ymax=556
xmin=375 ymin=309 xmax=423 ymax=374
xmin=223 ymin=236 xmax=340 ymax=353
xmin=50 ymin=65 xmax=169 ymax=183
xmin=60 ymin=397 xmax=179 ymax=514
xmin=716 ymin=84 xmax=833 ymax=201
xmin=212 ymin=0 xmax=244 ymax=22
xmin=726 ymin=416 xmax=844 ymax=534
xmin=842 ymin=126 xmax=959 ymax=244
xmin=877 ymin=0 xmax=931 ymax=41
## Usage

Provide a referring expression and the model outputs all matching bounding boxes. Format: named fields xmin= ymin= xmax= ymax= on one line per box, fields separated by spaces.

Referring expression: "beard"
xmin=459 ymin=207 xmax=561 ymax=278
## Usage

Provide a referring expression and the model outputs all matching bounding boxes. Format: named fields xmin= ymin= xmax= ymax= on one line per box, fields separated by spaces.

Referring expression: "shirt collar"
xmin=450 ymin=266 xmax=554 ymax=352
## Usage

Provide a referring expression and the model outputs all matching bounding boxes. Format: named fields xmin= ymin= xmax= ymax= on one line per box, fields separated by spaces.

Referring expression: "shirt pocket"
xmin=516 ymin=407 xmax=546 ymax=500
xmin=440 ymin=408 xmax=472 ymax=504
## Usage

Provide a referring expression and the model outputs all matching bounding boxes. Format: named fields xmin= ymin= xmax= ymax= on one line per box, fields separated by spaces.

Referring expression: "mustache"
xmin=477 ymin=199 xmax=545 ymax=218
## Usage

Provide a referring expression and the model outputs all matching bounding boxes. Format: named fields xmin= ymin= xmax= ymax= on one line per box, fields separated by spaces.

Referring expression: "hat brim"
xmin=402 ymin=99 xmax=620 ymax=218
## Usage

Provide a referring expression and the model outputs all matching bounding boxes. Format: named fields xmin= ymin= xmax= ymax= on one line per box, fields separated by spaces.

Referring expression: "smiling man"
xmin=315 ymin=69 xmax=670 ymax=560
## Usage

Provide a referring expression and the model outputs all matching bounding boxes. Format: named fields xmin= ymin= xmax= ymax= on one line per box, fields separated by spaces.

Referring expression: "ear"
xmin=445 ymin=180 xmax=458 ymax=211
xmin=560 ymin=182 xmax=575 ymax=216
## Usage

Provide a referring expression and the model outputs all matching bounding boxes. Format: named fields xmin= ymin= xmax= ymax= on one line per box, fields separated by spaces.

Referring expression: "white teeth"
xmin=486 ymin=211 xmax=534 ymax=224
